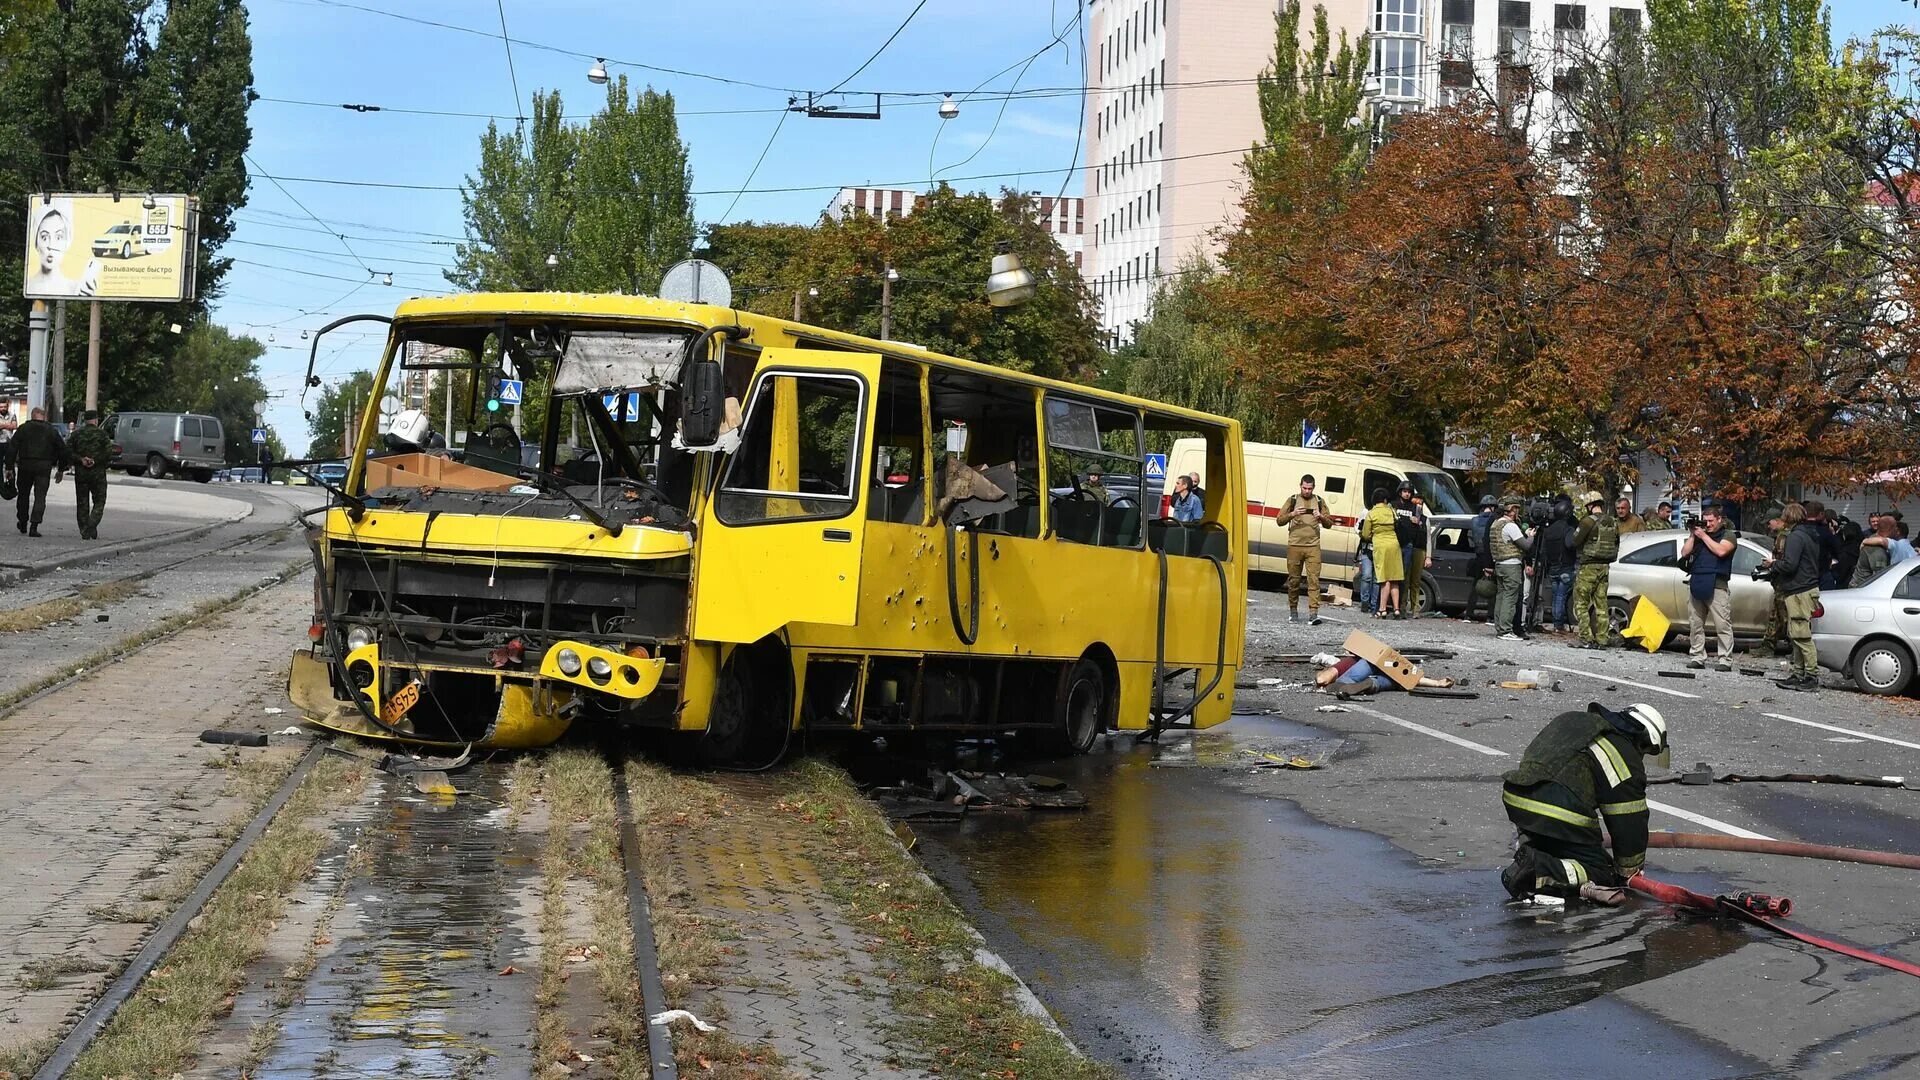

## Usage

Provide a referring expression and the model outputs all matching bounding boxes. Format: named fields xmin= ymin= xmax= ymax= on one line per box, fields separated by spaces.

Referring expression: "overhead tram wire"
xmin=1054 ymin=0 xmax=1088 ymax=205
xmin=712 ymin=108 xmax=791 ymax=229
xmin=493 ymin=0 xmax=527 ymax=122
xmin=292 ymin=0 xmax=802 ymax=94
xmin=244 ymin=152 xmax=374 ymax=275
xmin=929 ymin=4 xmax=1083 ymax=183
xmin=824 ymin=0 xmax=934 ymax=97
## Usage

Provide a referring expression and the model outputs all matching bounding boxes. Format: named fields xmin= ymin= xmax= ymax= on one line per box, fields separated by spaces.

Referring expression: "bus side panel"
xmin=677 ymin=642 xmax=723 ymax=732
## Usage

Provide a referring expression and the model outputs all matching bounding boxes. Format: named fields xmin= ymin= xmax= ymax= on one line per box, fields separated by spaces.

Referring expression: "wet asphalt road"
xmin=910 ymin=589 xmax=1920 ymax=1079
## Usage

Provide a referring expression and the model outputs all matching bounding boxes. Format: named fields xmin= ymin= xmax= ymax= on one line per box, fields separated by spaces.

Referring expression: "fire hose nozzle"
xmin=1730 ymin=892 xmax=1794 ymax=918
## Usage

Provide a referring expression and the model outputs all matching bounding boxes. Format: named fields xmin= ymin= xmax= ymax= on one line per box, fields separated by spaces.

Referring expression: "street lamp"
xmin=985 ymin=241 xmax=1036 ymax=308
xmin=939 ymin=93 xmax=959 ymax=120
xmin=141 ymin=194 xmax=156 ymax=210
xmin=546 ymin=253 xmax=559 ymax=268
xmin=587 ymin=58 xmax=609 ymax=85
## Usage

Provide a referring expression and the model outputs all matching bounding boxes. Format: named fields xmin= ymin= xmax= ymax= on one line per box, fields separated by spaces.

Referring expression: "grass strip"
xmin=623 ymin=759 xmax=790 ymax=1079
xmin=0 ymin=557 xmax=307 ymax=720
xmin=783 ymin=758 xmax=1113 ymax=1080
xmin=0 ymin=580 xmax=145 ymax=634
xmin=60 ymin=750 xmax=370 ymax=1080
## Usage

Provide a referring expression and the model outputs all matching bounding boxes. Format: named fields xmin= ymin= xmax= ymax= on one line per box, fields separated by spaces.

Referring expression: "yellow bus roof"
xmin=389 ymin=292 xmax=1239 ymax=431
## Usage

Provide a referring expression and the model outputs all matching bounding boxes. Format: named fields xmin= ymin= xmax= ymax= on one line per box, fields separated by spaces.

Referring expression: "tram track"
xmin=22 ymin=740 xmax=675 ymax=1079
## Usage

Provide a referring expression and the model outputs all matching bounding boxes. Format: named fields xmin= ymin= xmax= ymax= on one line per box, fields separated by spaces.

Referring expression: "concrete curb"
xmin=881 ymin=824 xmax=1085 ymax=1057
xmin=0 ymin=497 xmax=255 ymax=588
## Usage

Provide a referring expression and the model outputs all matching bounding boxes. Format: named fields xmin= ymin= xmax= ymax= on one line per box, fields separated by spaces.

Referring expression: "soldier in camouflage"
xmin=1568 ymin=491 xmax=1620 ymax=649
xmin=66 ymin=410 xmax=114 ymax=540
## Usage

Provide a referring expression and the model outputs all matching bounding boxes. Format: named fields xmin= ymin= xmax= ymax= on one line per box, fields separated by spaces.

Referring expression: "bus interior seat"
xmin=1195 ymin=526 xmax=1229 ymax=561
xmin=1103 ymin=503 xmax=1141 ymax=548
xmin=869 ymin=482 xmax=924 ymax=523
xmin=1053 ymin=498 xmax=1103 ymax=545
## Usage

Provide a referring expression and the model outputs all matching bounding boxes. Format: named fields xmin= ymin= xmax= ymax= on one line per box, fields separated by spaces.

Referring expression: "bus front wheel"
xmin=701 ymin=646 xmax=789 ymax=767
xmin=1052 ymin=656 xmax=1107 ymax=755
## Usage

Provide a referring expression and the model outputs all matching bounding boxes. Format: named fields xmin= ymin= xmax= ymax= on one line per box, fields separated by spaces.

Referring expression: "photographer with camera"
xmin=1680 ymin=504 xmax=1737 ymax=670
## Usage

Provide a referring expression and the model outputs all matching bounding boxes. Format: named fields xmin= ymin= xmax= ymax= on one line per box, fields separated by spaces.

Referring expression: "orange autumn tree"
xmin=1218 ymin=107 xmax=1675 ymax=490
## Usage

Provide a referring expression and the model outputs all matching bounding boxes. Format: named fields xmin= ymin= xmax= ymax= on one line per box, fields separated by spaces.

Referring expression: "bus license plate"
xmin=382 ymin=680 xmax=422 ymax=725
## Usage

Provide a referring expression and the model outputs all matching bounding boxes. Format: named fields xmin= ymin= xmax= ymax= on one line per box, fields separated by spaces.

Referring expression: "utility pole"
xmin=84 ymin=299 xmax=102 ymax=411
xmin=793 ymin=289 xmax=803 ymax=321
xmin=880 ymin=266 xmax=897 ymax=341
xmin=443 ymin=368 xmax=455 ymax=442
xmin=343 ymin=391 xmax=356 ymax=458
xmin=26 ymin=301 xmax=48 ymax=412
xmin=50 ymin=301 xmax=66 ymax=422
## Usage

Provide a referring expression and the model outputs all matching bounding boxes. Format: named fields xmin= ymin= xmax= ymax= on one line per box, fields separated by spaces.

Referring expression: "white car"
xmin=1811 ymin=560 xmax=1920 ymax=694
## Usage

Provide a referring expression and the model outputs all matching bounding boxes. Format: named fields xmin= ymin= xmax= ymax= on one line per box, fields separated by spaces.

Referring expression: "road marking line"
xmin=1540 ymin=663 xmax=1701 ymax=700
xmin=1443 ymin=640 xmax=1486 ymax=653
xmin=1337 ymin=702 xmax=1509 ymax=757
xmin=1647 ymin=800 xmax=1775 ymax=840
xmin=1334 ymin=704 xmax=1773 ymax=840
xmin=1764 ymin=712 xmax=1920 ymax=752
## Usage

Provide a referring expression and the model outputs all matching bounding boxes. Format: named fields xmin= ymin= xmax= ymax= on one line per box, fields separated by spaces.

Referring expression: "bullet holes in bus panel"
xmin=1045 ymin=396 xmax=1144 ymax=549
xmin=927 ymin=371 xmax=1042 ymax=537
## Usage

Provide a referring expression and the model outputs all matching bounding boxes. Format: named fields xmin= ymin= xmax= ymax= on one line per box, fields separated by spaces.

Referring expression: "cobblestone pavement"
xmin=188 ymin=768 xmax=546 ymax=1079
xmin=651 ymin=773 xmax=934 ymax=1079
xmin=0 ymin=576 xmax=312 ymax=1062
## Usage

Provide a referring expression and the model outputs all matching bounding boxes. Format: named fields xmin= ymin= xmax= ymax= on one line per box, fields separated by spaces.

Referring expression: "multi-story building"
xmin=1079 ymin=0 xmax=1642 ymax=340
xmin=1390 ymin=0 xmax=1647 ymax=151
xmin=827 ymin=186 xmax=1086 ymax=270
xmin=1082 ymin=0 xmax=1368 ymax=340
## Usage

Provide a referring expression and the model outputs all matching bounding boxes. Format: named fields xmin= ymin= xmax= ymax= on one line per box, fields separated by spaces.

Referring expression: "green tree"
xmin=166 ymin=322 xmax=269 ymax=462
xmin=1117 ymin=256 xmax=1271 ymax=442
xmin=708 ymin=187 xmax=1103 ymax=381
xmin=0 ymin=0 xmax=253 ymax=415
xmin=304 ymin=369 xmax=376 ymax=460
xmin=448 ymin=78 xmax=695 ymax=295
xmin=1245 ymin=1 xmax=1370 ymax=207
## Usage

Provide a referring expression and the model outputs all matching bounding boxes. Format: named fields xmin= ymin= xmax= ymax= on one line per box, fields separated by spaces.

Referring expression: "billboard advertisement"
xmin=23 ymin=193 xmax=199 ymax=302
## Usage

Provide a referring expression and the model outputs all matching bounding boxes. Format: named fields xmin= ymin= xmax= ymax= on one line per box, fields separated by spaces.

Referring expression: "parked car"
xmin=313 ymin=461 xmax=348 ymax=488
xmin=236 ymin=467 xmax=265 ymax=483
xmin=91 ymin=222 xmax=147 ymax=259
xmin=1812 ymin=561 xmax=1920 ymax=694
xmin=1605 ymin=529 xmax=1777 ymax=643
xmin=105 ymin=412 xmax=226 ymax=481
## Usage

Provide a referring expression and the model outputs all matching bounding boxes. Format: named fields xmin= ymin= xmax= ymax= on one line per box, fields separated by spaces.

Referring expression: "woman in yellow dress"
xmin=1360 ymin=487 xmax=1403 ymax=617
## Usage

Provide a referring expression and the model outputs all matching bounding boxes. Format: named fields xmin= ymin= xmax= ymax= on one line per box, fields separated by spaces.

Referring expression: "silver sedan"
xmin=1811 ymin=560 xmax=1920 ymax=694
xmin=1605 ymin=529 xmax=1778 ymax=643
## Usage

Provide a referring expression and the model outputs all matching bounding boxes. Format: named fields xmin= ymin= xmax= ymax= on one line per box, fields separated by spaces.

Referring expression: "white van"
xmin=1167 ymin=440 xmax=1476 ymax=590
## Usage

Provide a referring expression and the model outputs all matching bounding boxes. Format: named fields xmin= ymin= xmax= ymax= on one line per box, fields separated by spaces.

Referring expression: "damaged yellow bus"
xmin=287 ymin=293 xmax=1245 ymax=762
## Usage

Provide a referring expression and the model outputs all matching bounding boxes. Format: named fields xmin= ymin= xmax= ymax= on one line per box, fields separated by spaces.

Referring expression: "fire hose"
xmin=1643 ymin=830 xmax=1920 ymax=870
xmin=1627 ymin=873 xmax=1920 ymax=979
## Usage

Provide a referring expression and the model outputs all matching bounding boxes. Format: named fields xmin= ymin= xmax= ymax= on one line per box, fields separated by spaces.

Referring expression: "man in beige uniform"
xmin=1283 ymin=474 xmax=1333 ymax=625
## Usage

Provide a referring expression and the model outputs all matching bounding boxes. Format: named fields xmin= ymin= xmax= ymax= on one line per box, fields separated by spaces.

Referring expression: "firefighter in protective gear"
xmin=1500 ymin=702 xmax=1666 ymax=904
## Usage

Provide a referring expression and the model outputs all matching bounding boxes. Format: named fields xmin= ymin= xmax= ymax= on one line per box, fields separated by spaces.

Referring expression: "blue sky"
xmin=230 ymin=0 xmax=1091 ymax=447
xmin=223 ymin=0 xmax=1906 ymax=449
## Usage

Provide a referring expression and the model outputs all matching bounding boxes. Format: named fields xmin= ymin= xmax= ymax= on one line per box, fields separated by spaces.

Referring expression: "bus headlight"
xmin=555 ymin=648 xmax=583 ymax=676
xmin=586 ymin=656 xmax=613 ymax=684
xmin=345 ymin=625 xmax=374 ymax=650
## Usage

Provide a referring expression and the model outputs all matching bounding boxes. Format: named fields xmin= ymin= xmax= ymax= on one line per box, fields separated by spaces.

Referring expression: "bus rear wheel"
xmin=1051 ymin=656 xmax=1107 ymax=755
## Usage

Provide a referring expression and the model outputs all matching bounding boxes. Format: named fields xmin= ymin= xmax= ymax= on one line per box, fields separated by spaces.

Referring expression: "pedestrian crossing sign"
xmin=1144 ymin=454 xmax=1168 ymax=483
xmin=601 ymin=391 xmax=642 ymax=421
xmin=250 ymin=427 xmax=268 ymax=445
xmin=495 ymin=378 xmax=524 ymax=405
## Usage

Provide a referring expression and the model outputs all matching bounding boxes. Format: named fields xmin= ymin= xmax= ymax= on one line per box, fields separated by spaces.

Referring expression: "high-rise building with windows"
xmin=827 ymin=187 xmax=1086 ymax=269
xmin=1420 ymin=0 xmax=1645 ymax=148
xmin=1081 ymin=0 xmax=1642 ymax=341
xmin=1081 ymin=0 xmax=1370 ymax=341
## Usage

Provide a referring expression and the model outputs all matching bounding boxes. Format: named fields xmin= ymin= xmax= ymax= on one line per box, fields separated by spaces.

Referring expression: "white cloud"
xmin=1004 ymin=111 xmax=1081 ymax=142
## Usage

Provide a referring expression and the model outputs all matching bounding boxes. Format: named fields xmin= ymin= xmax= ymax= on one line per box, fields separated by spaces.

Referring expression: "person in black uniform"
xmin=8 ymin=407 xmax=69 ymax=536
xmin=1500 ymin=701 xmax=1667 ymax=904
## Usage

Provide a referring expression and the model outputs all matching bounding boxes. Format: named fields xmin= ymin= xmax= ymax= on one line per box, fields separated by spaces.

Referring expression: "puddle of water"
xmin=254 ymin=769 xmax=542 ymax=1079
xmin=909 ymin=716 xmax=1766 ymax=1078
